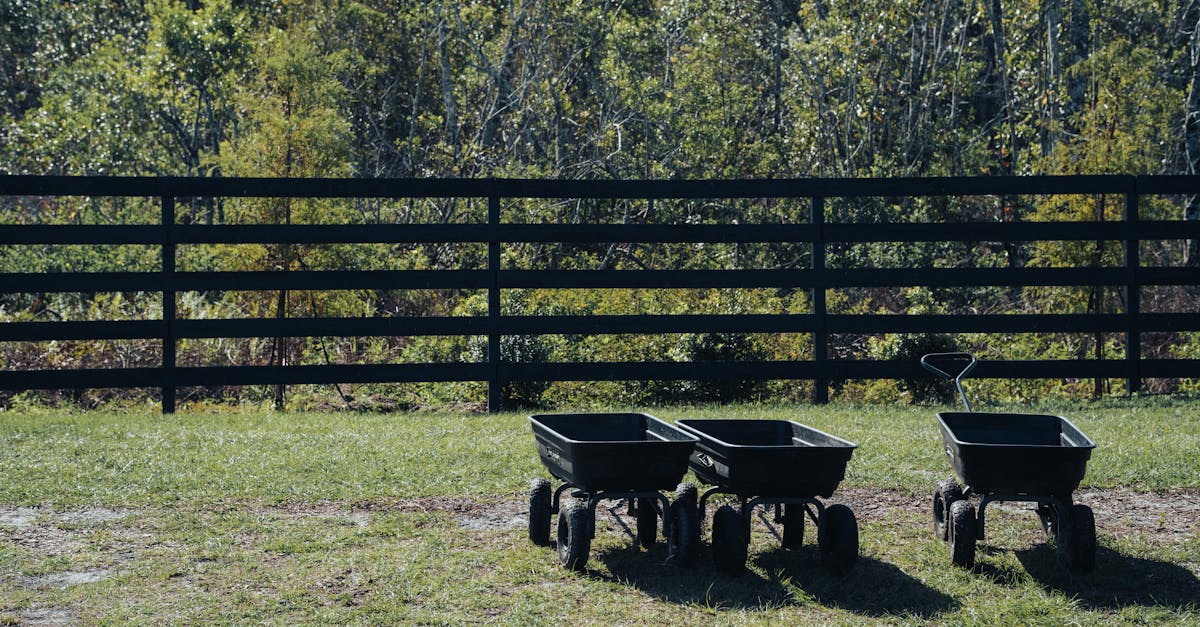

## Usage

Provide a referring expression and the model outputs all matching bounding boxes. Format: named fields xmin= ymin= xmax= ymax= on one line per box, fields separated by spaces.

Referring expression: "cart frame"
xmin=675 ymin=418 xmax=859 ymax=573
xmin=527 ymin=412 xmax=701 ymax=571
xmin=922 ymin=352 xmax=1097 ymax=571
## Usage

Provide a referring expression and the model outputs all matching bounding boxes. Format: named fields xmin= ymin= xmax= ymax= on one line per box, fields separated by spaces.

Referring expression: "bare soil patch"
xmin=15 ymin=606 xmax=77 ymax=626
xmin=2 ymin=488 xmax=1194 ymax=597
xmin=836 ymin=486 xmax=1200 ymax=546
xmin=0 ymin=506 xmax=133 ymax=560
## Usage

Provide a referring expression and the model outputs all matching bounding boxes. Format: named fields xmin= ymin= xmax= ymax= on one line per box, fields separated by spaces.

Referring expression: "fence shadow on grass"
xmin=1015 ymin=545 xmax=1200 ymax=611
xmin=589 ymin=544 xmax=957 ymax=619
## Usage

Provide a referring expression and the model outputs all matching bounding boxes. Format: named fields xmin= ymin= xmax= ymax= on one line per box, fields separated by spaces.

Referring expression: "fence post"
xmin=1125 ymin=180 xmax=1141 ymax=395
xmin=487 ymin=194 xmax=502 ymax=413
xmin=161 ymin=195 xmax=176 ymax=414
xmin=811 ymin=196 xmax=829 ymax=404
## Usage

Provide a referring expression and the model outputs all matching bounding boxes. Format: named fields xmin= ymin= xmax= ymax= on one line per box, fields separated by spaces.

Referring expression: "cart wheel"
xmin=818 ymin=504 xmax=858 ymax=573
xmin=667 ymin=493 xmax=700 ymax=566
xmin=712 ymin=505 xmax=748 ymax=573
xmin=528 ymin=478 xmax=552 ymax=546
xmin=933 ymin=479 xmax=964 ymax=541
xmin=782 ymin=503 xmax=803 ymax=550
xmin=1069 ymin=504 xmax=1096 ymax=572
xmin=557 ymin=502 xmax=591 ymax=571
xmin=949 ymin=499 xmax=976 ymax=568
xmin=675 ymin=482 xmax=698 ymax=507
xmin=636 ymin=497 xmax=658 ymax=549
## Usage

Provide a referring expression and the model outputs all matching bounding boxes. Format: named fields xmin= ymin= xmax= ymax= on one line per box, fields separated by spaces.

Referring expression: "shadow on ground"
xmin=1015 ymin=545 xmax=1200 ymax=611
xmin=755 ymin=548 xmax=958 ymax=619
xmin=589 ymin=543 xmax=957 ymax=619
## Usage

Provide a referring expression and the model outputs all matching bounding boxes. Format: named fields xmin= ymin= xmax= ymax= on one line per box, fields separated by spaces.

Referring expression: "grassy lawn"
xmin=1 ymin=400 xmax=1198 ymax=624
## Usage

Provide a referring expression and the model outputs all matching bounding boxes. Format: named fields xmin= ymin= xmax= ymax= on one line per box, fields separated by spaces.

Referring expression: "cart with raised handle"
xmin=922 ymin=352 xmax=1098 ymax=571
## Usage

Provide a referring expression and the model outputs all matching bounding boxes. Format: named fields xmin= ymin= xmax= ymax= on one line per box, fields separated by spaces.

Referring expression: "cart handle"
xmin=920 ymin=352 xmax=977 ymax=412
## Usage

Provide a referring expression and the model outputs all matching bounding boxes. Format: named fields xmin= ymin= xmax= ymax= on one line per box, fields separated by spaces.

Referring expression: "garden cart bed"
xmin=923 ymin=352 xmax=1099 ymax=572
xmin=674 ymin=418 xmax=859 ymax=574
xmin=527 ymin=412 xmax=701 ymax=571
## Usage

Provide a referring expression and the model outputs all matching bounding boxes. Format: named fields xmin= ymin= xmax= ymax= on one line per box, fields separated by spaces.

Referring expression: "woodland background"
xmin=1 ymin=0 xmax=1199 ymax=410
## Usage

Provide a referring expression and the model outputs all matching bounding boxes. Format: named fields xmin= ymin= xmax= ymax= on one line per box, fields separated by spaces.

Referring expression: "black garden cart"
xmin=922 ymin=352 xmax=1098 ymax=571
xmin=527 ymin=412 xmax=702 ymax=571
xmin=674 ymin=418 xmax=859 ymax=574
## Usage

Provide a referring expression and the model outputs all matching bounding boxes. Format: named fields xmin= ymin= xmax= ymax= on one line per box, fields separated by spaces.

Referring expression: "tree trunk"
xmin=1042 ymin=0 xmax=1061 ymax=155
xmin=480 ymin=0 xmax=531 ymax=150
xmin=1185 ymin=7 xmax=1200 ymax=265
xmin=1075 ymin=0 xmax=1094 ymax=112
xmin=436 ymin=3 xmax=459 ymax=146
xmin=985 ymin=0 xmax=1016 ymax=174
xmin=982 ymin=0 xmax=1021 ymax=271
xmin=1066 ymin=0 xmax=1090 ymax=119
xmin=273 ymin=93 xmax=295 ymax=411
xmin=771 ymin=0 xmax=784 ymax=135
xmin=1093 ymin=194 xmax=1105 ymax=399
xmin=273 ymin=287 xmax=288 ymax=411
xmin=813 ymin=0 xmax=828 ymax=20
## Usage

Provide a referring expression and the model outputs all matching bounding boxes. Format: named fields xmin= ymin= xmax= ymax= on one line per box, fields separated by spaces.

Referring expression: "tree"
xmin=214 ymin=4 xmax=355 ymax=409
xmin=1184 ymin=1 xmax=1200 ymax=264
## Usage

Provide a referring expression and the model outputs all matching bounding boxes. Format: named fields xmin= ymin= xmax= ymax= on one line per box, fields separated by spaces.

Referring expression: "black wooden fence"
xmin=1 ymin=175 xmax=1198 ymax=413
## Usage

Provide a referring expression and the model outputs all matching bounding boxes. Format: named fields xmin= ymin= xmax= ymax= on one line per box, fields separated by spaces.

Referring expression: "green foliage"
xmin=873 ymin=333 xmax=962 ymax=405
xmin=676 ymin=332 xmax=769 ymax=403
xmin=1 ymin=0 xmax=1198 ymax=408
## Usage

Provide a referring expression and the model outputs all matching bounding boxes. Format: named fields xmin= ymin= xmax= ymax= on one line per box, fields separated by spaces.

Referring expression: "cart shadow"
xmin=754 ymin=549 xmax=959 ymax=619
xmin=590 ymin=545 xmax=793 ymax=610
xmin=1013 ymin=545 xmax=1200 ymax=611
xmin=590 ymin=545 xmax=957 ymax=618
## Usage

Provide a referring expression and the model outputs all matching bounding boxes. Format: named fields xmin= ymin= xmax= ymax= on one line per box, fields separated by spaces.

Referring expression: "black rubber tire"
xmin=675 ymin=482 xmax=698 ymax=507
xmin=667 ymin=494 xmax=700 ymax=566
xmin=711 ymin=505 xmax=748 ymax=573
xmin=949 ymin=499 xmax=976 ymax=569
xmin=933 ymin=479 xmax=964 ymax=541
xmin=817 ymin=504 xmax=858 ymax=573
xmin=556 ymin=501 xmax=591 ymax=571
xmin=1069 ymin=504 xmax=1096 ymax=572
xmin=782 ymin=503 xmax=804 ymax=550
xmin=528 ymin=478 xmax=552 ymax=546
xmin=636 ymin=497 xmax=658 ymax=549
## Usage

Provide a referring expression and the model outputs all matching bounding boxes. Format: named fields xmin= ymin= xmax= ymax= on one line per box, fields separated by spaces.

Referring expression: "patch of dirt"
xmin=457 ymin=500 xmax=526 ymax=531
xmin=22 ymin=569 xmax=113 ymax=590
xmin=1 ymin=518 xmax=85 ymax=558
xmin=262 ymin=496 xmax=530 ymax=531
xmin=58 ymin=508 xmax=129 ymax=525
xmin=291 ymin=495 xmax=486 ymax=513
xmin=337 ymin=488 xmax=1200 ymax=540
xmin=835 ymin=488 xmax=927 ymax=518
xmin=836 ymin=486 xmax=1200 ymax=546
xmin=0 ymin=506 xmax=136 ymax=560
xmin=252 ymin=496 xmax=528 ymax=531
xmin=1077 ymin=489 xmax=1200 ymax=546
xmin=16 ymin=606 xmax=77 ymax=626
xmin=313 ymin=568 xmax=376 ymax=608
xmin=389 ymin=496 xmax=488 ymax=516
xmin=255 ymin=501 xmax=376 ymax=528
xmin=0 ymin=507 xmax=38 ymax=528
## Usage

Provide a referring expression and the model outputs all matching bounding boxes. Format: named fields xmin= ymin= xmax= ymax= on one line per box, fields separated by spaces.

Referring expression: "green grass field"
xmin=1 ymin=401 xmax=1198 ymax=624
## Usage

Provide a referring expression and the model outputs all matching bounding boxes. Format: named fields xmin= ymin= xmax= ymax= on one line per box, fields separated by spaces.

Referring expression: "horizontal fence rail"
xmin=1 ymin=174 xmax=1199 ymax=412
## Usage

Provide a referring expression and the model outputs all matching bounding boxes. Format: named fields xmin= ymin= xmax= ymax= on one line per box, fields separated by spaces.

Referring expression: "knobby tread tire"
xmin=557 ymin=501 xmax=591 ymax=571
xmin=528 ymin=478 xmax=552 ymax=546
